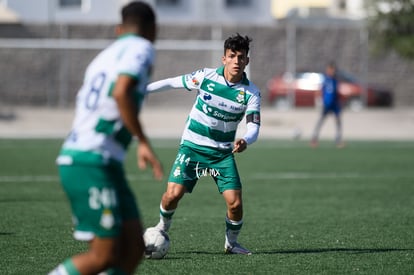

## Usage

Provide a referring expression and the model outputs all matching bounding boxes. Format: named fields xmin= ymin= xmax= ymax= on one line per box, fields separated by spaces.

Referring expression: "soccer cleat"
xmin=310 ymin=140 xmax=318 ymax=148
xmin=336 ymin=141 xmax=345 ymax=148
xmin=225 ymin=243 xmax=252 ymax=255
xmin=155 ymin=220 xmax=171 ymax=232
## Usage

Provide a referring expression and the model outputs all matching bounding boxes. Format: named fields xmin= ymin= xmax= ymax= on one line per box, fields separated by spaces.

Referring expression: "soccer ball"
xmin=143 ymin=227 xmax=170 ymax=259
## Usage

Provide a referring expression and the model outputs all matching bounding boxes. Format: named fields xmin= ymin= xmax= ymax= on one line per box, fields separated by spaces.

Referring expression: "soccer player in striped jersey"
xmin=50 ymin=2 xmax=163 ymax=275
xmin=147 ymin=33 xmax=261 ymax=255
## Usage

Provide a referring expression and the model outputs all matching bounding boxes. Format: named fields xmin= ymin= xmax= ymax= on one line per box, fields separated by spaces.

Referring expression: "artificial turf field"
xmin=0 ymin=138 xmax=413 ymax=275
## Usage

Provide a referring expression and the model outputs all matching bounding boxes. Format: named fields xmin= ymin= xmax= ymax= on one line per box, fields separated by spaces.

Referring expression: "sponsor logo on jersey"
xmin=203 ymin=93 xmax=212 ymax=101
xmin=206 ymin=83 xmax=215 ymax=92
xmin=195 ymin=162 xmax=221 ymax=179
xmin=202 ymin=103 xmax=238 ymax=121
xmin=212 ymin=111 xmax=237 ymax=121
xmin=202 ymin=104 xmax=213 ymax=114
xmin=219 ymin=102 xmax=227 ymax=108
xmin=192 ymin=77 xmax=200 ymax=86
xmin=230 ymin=105 xmax=243 ymax=111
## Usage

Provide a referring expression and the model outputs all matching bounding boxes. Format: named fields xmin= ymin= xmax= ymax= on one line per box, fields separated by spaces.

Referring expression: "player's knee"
xmin=223 ymin=190 xmax=242 ymax=214
xmin=227 ymin=199 xmax=242 ymax=214
xmin=163 ymin=183 xmax=186 ymax=204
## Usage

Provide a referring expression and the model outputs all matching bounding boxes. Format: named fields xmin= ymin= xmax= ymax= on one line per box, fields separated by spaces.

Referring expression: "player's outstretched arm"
xmin=146 ymin=76 xmax=183 ymax=93
xmin=113 ymin=75 xmax=164 ymax=180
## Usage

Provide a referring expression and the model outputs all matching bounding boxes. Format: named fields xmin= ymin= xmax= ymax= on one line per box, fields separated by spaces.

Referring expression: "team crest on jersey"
xmin=100 ymin=209 xmax=115 ymax=229
xmin=173 ymin=167 xmax=181 ymax=177
xmin=236 ymin=91 xmax=245 ymax=103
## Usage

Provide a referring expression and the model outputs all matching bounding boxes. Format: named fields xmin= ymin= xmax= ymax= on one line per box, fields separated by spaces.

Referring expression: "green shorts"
xmin=168 ymin=142 xmax=242 ymax=193
xmin=58 ymin=163 xmax=140 ymax=241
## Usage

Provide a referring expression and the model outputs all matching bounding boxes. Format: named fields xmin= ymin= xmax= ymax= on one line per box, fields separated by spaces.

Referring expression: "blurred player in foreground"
xmin=50 ymin=2 xmax=163 ymax=274
xmin=311 ymin=62 xmax=345 ymax=148
xmin=147 ymin=33 xmax=261 ymax=255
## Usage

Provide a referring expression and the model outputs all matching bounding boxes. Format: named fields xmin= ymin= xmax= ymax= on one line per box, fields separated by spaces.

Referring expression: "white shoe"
xmin=155 ymin=221 xmax=171 ymax=232
xmin=225 ymin=242 xmax=252 ymax=255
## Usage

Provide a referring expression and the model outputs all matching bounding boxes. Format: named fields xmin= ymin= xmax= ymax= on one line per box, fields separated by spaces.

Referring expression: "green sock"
xmin=62 ymin=258 xmax=81 ymax=275
xmin=105 ymin=267 xmax=128 ymax=275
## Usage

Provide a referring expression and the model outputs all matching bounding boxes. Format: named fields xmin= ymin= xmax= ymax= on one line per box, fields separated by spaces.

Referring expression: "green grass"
xmin=0 ymin=139 xmax=413 ymax=274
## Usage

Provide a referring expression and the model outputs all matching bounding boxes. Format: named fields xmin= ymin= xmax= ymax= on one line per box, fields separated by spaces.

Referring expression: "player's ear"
xmin=115 ymin=24 xmax=123 ymax=36
xmin=246 ymin=56 xmax=250 ymax=66
xmin=221 ymin=55 xmax=226 ymax=65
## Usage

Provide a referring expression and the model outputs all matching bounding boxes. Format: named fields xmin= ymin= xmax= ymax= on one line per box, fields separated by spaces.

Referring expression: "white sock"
xmin=156 ymin=204 xmax=175 ymax=232
xmin=48 ymin=264 xmax=69 ymax=275
xmin=225 ymin=216 xmax=243 ymax=246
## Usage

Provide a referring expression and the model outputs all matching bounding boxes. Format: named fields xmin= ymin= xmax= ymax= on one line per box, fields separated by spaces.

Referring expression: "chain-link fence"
xmin=0 ymin=22 xmax=412 ymax=110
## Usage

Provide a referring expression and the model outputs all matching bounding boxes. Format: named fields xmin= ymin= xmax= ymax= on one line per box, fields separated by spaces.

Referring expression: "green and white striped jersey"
xmin=180 ymin=66 xmax=261 ymax=150
xmin=57 ymin=34 xmax=155 ymax=166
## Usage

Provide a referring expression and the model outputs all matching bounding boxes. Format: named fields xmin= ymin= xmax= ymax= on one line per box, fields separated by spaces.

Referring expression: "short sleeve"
xmin=117 ymin=42 xmax=154 ymax=80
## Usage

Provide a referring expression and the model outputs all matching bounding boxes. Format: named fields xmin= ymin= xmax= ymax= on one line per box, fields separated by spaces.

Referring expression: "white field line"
xmin=0 ymin=174 xmax=157 ymax=183
xmin=246 ymin=172 xmax=399 ymax=180
xmin=0 ymin=175 xmax=58 ymax=182
xmin=0 ymin=172 xmax=399 ymax=183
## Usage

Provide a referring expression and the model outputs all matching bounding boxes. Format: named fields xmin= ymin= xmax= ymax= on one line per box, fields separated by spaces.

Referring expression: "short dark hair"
xmin=224 ymin=33 xmax=252 ymax=55
xmin=327 ymin=61 xmax=336 ymax=69
xmin=121 ymin=1 xmax=155 ymax=29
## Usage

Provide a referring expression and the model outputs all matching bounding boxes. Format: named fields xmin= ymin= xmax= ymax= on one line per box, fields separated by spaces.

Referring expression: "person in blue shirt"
xmin=311 ymin=63 xmax=344 ymax=148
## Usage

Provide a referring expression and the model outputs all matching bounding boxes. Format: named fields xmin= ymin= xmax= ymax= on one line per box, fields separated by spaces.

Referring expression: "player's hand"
xmin=232 ymin=139 xmax=247 ymax=153
xmin=137 ymin=142 xmax=164 ymax=180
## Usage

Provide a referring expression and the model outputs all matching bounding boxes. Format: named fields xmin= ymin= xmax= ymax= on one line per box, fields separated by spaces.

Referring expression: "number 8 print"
xmin=85 ymin=72 xmax=106 ymax=111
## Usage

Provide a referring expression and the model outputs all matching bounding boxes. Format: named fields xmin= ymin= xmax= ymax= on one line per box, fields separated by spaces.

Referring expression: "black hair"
xmin=327 ymin=61 xmax=337 ymax=69
xmin=121 ymin=1 xmax=156 ymax=29
xmin=224 ymin=33 xmax=252 ymax=55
